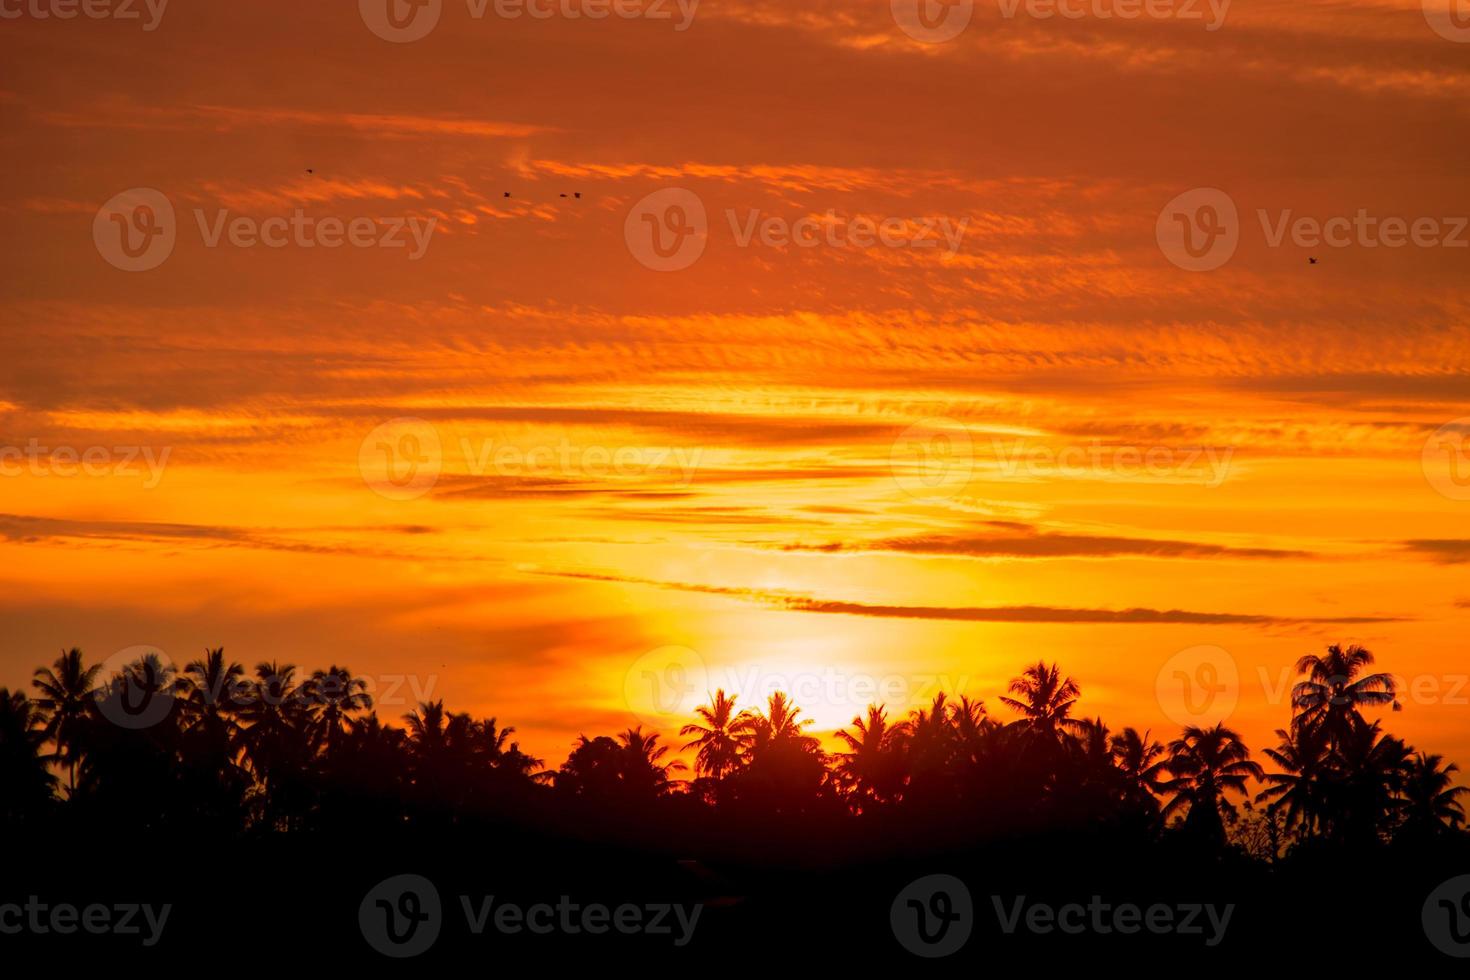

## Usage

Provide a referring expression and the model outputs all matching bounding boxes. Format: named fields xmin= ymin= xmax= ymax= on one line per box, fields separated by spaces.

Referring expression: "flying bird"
xmin=1309 ymin=257 xmax=1318 ymax=264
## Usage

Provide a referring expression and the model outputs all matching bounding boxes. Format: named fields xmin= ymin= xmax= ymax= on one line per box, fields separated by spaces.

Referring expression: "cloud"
xmin=777 ymin=526 xmax=1314 ymax=561
xmin=533 ymin=568 xmax=1403 ymax=626
xmin=0 ymin=513 xmax=453 ymax=561
xmin=1401 ymin=540 xmax=1470 ymax=565
xmin=30 ymin=100 xmax=554 ymax=139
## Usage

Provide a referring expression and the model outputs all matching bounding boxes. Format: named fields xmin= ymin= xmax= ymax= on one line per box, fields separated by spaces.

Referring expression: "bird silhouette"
xmin=1309 ymin=257 xmax=1318 ymax=264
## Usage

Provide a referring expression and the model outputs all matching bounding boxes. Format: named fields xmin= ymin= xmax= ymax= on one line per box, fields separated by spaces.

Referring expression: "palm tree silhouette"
xmin=404 ymin=699 xmax=449 ymax=750
xmin=179 ymin=648 xmax=246 ymax=739
xmin=619 ymin=726 xmax=686 ymax=795
xmin=476 ymin=718 xmax=546 ymax=783
xmin=1163 ymin=723 xmax=1264 ymax=847
xmin=303 ymin=665 xmax=372 ymax=757
xmin=114 ymin=651 xmax=180 ymax=703
xmin=745 ymin=691 xmax=820 ymax=757
xmin=31 ymin=648 xmax=100 ymax=791
xmin=1257 ymin=725 xmax=1333 ymax=840
xmin=835 ymin=704 xmax=903 ymax=809
xmin=680 ymin=689 xmax=755 ymax=783
xmin=5 ymin=643 xmax=1466 ymax=871
xmin=1292 ymin=644 xmax=1397 ymax=750
xmin=0 ymin=688 xmax=57 ymax=819
xmin=1401 ymin=752 xmax=1469 ymax=836
xmin=1111 ymin=727 xmax=1167 ymax=806
xmin=1000 ymin=661 xmax=1083 ymax=740
xmin=1333 ymin=721 xmax=1411 ymax=845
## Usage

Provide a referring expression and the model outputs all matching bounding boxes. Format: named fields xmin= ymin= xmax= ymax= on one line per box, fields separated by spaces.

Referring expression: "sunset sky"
xmin=2 ymin=0 xmax=1468 ymax=769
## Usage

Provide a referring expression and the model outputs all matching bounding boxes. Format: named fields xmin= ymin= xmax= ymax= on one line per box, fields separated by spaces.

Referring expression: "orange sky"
xmin=2 ymin=0 xmax=1469 ymax=770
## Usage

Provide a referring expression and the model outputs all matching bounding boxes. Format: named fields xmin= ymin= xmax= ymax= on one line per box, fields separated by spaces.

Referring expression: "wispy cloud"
xmin=777 ymin=526 xmax=1315 ymax=561
xmin=533 ymin=568 xmax=1402 ymax=626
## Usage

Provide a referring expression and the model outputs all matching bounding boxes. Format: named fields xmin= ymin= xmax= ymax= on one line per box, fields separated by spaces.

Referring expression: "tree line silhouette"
xmin=2 ymin=642 xmax=1464 ymax=858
